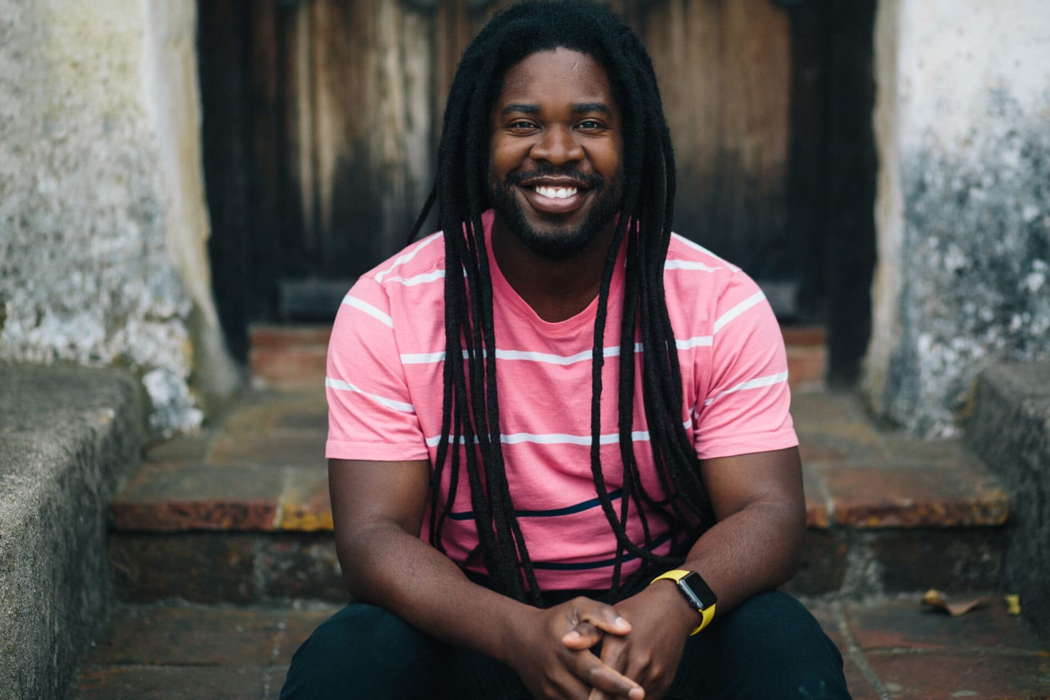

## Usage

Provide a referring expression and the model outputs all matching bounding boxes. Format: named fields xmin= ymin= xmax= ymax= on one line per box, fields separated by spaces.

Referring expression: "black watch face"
xmin=680 ymin=572 xmax=717 ymax=609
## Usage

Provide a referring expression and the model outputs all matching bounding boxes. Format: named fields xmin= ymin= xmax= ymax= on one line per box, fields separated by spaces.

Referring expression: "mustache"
xmin=504 ymin=166 xmax=603 ymax=190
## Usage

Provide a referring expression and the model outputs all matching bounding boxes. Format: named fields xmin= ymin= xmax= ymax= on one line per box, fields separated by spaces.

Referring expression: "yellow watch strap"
xmin=650 ymin=569 xmax=717 ymax=636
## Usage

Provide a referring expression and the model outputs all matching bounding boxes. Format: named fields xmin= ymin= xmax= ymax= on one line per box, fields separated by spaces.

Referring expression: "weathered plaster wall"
xmin=0 ymin=0 xmax=237 ymax=434
xmin=866 ymin=0 xmax=1050 ymax=437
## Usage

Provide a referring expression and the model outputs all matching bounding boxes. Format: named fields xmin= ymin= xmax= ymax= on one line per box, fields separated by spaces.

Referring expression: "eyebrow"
xmin=499 ymin=102 xmax=613 ymax=116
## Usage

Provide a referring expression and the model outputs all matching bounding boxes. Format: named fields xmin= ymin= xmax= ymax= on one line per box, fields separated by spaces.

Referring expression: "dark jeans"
xmin=280 ymin=591 xmax=850 ymax=699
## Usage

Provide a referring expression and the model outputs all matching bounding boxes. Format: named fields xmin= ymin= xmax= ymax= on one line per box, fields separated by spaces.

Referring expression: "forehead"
xmin=496 ymin=48 xmax=616 ymax=107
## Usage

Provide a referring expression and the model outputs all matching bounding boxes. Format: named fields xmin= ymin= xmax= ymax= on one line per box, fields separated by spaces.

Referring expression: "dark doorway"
xmin=198 ymin=0 xmax=877 ymax=385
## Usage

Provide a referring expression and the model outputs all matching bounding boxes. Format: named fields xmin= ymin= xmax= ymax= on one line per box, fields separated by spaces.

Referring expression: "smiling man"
xmin=281 ymin=2 xmax=850 ymax=699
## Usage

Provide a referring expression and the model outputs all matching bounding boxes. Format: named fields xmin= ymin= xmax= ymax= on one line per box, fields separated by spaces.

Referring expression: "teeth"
xmin=534 ymin=185 xmax=578 ymax=199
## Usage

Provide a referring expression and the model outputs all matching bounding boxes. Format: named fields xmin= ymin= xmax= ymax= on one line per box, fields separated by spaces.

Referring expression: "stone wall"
xmin=865 ymin=0 xmax=1050 ymax=437
xmin=0 ymin=0 xmax=237 ymax=435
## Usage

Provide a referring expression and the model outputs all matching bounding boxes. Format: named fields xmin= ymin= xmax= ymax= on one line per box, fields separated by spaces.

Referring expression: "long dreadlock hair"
xmin=407 ymin=0 xmax=716 ymax=604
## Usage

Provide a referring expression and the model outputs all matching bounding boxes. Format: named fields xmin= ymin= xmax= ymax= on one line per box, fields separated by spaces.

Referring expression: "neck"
xmin=491 ymin=217 xmax=618 ymax=322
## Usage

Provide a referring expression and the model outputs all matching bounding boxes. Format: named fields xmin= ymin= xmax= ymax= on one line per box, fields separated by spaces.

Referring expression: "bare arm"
xmin=328 ymin=458 xmax=526 ymax=659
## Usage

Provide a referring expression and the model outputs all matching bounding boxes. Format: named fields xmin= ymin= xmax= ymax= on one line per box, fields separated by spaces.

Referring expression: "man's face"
xmin=488 ymin=48 xmax=624 ymax=260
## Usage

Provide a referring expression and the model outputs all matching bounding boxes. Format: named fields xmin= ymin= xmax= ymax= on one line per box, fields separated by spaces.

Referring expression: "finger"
xmin=577 ymin=600 xmax=632 ymax=636
xmin=591 ymin=635 xmax=631 ymax=700
xmin=568 ymin=649 xmax=644 ymax=699
xmin=562 ymin=620 xmax=603 ymax=649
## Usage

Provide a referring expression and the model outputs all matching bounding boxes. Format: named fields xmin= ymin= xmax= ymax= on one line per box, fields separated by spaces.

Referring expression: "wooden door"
xmin=201 ymin=0 xmax=876 ymax=382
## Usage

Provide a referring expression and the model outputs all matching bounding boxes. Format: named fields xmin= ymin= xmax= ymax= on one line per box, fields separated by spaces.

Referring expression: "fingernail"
xmin=563 ymin=630 xmax=581 ymax=641
xmin=615 ymin=616 xmax=630 ymax=627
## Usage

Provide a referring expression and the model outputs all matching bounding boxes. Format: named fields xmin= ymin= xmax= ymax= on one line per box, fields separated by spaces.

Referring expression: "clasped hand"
xmin=506 ymin=586 xmax=691 ymax=700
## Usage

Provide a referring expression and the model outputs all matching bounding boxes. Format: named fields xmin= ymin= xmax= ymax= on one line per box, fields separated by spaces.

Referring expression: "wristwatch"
xmin=650 ymin=569 xmax=718 ymax=636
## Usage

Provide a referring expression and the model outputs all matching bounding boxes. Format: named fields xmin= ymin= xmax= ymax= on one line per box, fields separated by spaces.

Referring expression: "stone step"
xmin=248 ymin=323 xmax=830 ymax=391
xmin=71 ymin=597 xmax=1050 ymax=699
xmin=106 ymin=389 xmax=1010 ymax=605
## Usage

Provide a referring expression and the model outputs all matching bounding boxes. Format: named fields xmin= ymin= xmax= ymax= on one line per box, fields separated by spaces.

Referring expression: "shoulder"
xmin=663 ymin=233 xmax=763 ymax=331
xmin=333 ymin=232 xmax=446 ymax=340
xmin=360 ymin=231 xmax=447 ymax=287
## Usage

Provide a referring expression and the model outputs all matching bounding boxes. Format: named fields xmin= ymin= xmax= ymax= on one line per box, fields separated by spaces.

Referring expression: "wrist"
xmin=646 ymin=579 xmax=702 ymax=638
xmin=492 ymin=599 xmax=540 ymax=665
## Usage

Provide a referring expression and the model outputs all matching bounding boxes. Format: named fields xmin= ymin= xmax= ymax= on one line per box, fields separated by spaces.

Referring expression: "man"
xmin=282 ymin=2 xmax=850 ymax=698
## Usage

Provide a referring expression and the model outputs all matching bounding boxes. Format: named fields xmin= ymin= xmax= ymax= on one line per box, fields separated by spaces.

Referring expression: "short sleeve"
xmin=325 ymin=276 xmax=429 ymax=461
xmin=693 ymin=271 xmax=798 ymax=460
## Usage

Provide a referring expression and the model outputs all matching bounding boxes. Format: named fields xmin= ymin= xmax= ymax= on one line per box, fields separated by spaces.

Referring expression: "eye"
xmin=507 ymin=119 xmax=538 ymax=131
xmin=576 ymin=119 xmax=605 ymax=131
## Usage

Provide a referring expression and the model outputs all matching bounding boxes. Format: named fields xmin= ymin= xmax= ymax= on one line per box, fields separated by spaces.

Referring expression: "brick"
xmin=257 ymin=535 xmax=345 ymax=603
xmin=250 ymin=346 xmax=327 ymax=388
xmin=110 ymin=463 xmax=282 ymax=531
xmin=73 ymin=665 xmax=272 ymax=700
xmin=845 ymin=597 xmax=1045 ymax=652
xmin=820 ymin=464 xmax=1009 ymax=527
xmin=865 ymin=651 xmax=1050 ymax=698
xmin=250 ymin=324 xmax=331 ymax=349
xmin=109 ymin=534 xmax=257 ymax=604
xmin=83 ymin=606 xmax=285 ymax=666
xmin=787 ymin=344 xmax=827 ymax=390
xmin=782 ymin=325 xmax=826 ymax=347
xmin=787 ymin=530 xmax=850 ymax=596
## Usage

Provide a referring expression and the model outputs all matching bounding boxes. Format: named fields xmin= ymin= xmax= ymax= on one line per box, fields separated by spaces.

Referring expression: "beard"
xmin=487 ymin=165 xmax=623 ymax=260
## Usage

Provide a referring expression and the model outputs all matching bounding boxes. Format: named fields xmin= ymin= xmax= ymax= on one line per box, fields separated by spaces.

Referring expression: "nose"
xmin=529 ymin=124 xmax=584 ymax=165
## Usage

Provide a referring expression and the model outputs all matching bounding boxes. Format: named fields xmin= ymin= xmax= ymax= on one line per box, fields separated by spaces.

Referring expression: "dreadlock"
xmin=407 ymin=0 xmax=716 ymax=604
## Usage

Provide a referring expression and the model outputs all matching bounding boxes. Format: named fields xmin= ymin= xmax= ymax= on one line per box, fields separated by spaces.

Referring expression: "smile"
xmin=533 ymin=185 xmax=577 ymax=199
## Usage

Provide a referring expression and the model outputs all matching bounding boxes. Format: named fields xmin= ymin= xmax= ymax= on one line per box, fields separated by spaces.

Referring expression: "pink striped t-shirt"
xmin=326 ymin=210 xmax=797 ymax=590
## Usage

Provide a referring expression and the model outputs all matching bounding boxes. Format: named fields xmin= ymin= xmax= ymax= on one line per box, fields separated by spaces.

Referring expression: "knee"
xmin=281 ymin=604 xmax=435 ymax=699
xmin=712 ymin=592 xmax=849 ymax=698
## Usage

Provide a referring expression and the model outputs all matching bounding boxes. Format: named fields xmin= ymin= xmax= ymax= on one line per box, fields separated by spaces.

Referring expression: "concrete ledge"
xmin=0 ymin=365 xmax=146 ymax=700
xmin=969 ymin=361 xmax=1050 ymax=639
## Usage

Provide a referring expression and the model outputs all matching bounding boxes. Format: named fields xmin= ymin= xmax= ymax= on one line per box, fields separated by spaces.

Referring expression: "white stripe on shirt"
xmin=374 ymin=233 xmax=442 ymax=282
xmin=703 ymin=371 xmax=789 ymax=407
xmin=342 ymin=294 xmax=393 ymax=328
xmin=326 ymin=377 xmax=415 ymax=413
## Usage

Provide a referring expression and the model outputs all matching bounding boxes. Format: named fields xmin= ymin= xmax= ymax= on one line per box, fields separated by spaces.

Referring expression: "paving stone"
xmin=865 ymin=650 xmax=1050 ymax=699
xmin=109 ymin=534 xmax=258 ymax=604
xmin=110 ymin=464 xmax=283 ymax=531
xmin=278 ymin=466 xmax=333 ymax=531
xmin=842 ymin=657 xmax=882 ymax=700
xmin=257 ymin=536 xmax=344 ymax=602
xmin=73 ymin=664 xmax=274 ymax=700
xmin=869 ymin=529 xmax=1006 ymax=593
xmin=845 ymin=598 xmax=1046 ymax=652
xmin=221 ymin=394 xmax=327 ymax=437
xmin=209 ymin=432 xmax=325 ymax=470
xmin=84 ymin=606 xmax=285 ymax=666
xmin=792 ymin=392 xmax=885 ymax=449
xmin=143 ymin=433 xmax=212 ymax=464
xmin=819 ymin=463 xmax=1009 ymax=527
